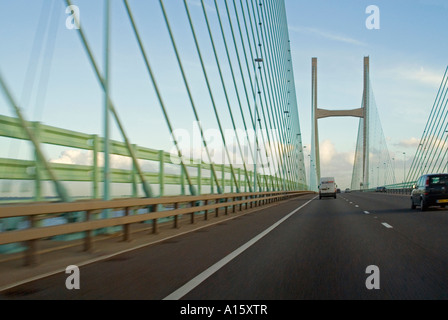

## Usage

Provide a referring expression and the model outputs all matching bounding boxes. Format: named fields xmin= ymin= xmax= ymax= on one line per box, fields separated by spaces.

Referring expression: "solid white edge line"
xmin=163 ymin=196 xmax=317 ymax=300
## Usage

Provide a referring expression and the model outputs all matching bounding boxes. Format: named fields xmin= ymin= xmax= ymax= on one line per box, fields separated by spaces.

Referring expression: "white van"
xmin=319 ymin=177 xmax=337 ymax=199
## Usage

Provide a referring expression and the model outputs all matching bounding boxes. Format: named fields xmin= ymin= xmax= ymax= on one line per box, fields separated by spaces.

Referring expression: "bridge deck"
xmin=0 ymin=194 xmax=309 ymax=292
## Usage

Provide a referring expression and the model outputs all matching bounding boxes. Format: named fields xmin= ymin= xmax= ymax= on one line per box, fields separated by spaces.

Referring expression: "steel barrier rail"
xmin=0 ymin=115 xmax=307 ymax=199
xmin=0 ymin=191 xmax=314 ymax=266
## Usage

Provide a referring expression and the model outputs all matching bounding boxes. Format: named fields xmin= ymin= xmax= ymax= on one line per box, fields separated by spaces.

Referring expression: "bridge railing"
xmin=384 ymin=188 xmax=413 ymax=195
xmin=0 ymin=191 xmax=314 ymax=266
xmin=361 ymin=182 xmax=416 ymax=195
xmin=0 ymin=114 xmax=306 ymax=200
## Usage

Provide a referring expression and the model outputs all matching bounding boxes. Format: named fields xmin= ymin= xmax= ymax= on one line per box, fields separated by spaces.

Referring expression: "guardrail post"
xmin=224 ymin=198 xmax=228 ymax=215
xmin=215 ymin=199 xmax=219 ymax=217
xmin=190 ymin=201 xmax=196 ymax=224
xmin=24 ymin=215 xmax=38 ymax=267
xmin=123 ymin=207 xmax=131 ymax=242
xmin=204 ymin=199 xmax=208 ymax=220
xmin=152 ymin=205 xmax=159 ymax=234
xmin=173 ymin=202 xmax=179 ymax=229
xmin=84 ymin=210 xmax=93 ymax=252
xmin=232 ymin=197 xmax=236 ymax=213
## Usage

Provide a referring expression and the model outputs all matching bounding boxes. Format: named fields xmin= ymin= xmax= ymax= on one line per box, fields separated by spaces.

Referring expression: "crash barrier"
xmin=0 ymin=191 xmax=314 ymax=266
xmin=365 ymin=188 xmax=413 ymax=195
xmin=384 ymin=188 xmax=413 ymax=195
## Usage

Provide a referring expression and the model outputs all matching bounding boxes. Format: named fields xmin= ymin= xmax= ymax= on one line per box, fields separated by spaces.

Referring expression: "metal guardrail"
xmin=0 ymin=191 xmax=314 ymax=266
xmin=362 ymin=188 xmax=413 ymax=195
xmin=384 ymin=188 xmax=413 ymax=195
xmin=0 ymin=114 xmax=307 ymax=200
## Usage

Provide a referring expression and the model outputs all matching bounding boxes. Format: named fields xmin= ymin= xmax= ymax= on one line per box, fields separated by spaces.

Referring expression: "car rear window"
xmin=430 ymin=176 xmax=448 ymax=185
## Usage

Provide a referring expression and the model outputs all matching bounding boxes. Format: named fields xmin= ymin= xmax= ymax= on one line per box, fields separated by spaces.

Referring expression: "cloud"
xmin=50 ymin=149 xmax=93 ymax=166
xmin=386 ymin=65 xmax=444 ymax=87
xmin=320 ymin=139 xmax=336 ymax=165
xmin=289 ymin=26 xmax=367 ymax=46
xmin=304 ymin=140 xmax=355 ymax=188
xmin=50 ymin=149 xmax=158 ymax=172
xmin=394 ymin=137 xmax=421 ymax=149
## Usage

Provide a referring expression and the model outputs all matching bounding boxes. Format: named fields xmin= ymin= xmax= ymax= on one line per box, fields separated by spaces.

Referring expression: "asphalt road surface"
xmin=2 ymin=191 xmax=448 ymax=300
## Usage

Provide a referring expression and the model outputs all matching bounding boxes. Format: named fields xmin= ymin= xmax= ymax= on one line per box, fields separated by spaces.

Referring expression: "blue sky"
xmin=0 ymin=0 xmax=447 ymax=191
xmin=285 ymin=0 xmax=448 ymax=187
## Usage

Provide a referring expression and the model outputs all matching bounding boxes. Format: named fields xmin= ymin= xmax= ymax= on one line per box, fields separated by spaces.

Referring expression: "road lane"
xmin=182 ymin=193 xmax=448 ymax=299
xmin=163 ymin=197 xmax=316 ymax=300
xmin=342 ymin=192 xmax=448 ymax=259
xmin=0 ymin=194 xmax=316 ymax=300
xmin=2 ymin=191 xmax=448 ymax=300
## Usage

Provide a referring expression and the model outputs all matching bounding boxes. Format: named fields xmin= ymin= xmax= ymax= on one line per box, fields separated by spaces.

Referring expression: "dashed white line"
xmin=364 ymin=211 xmax=370 ymax=214
xmin=382 ymin=222 xmax=393 ymax=229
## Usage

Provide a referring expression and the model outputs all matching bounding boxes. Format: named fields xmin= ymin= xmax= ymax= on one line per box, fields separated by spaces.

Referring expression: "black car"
xmin=411 ymin=174 xmax=448 ymax=211
xmin=376 ymin=186 xmax=386 ymax=192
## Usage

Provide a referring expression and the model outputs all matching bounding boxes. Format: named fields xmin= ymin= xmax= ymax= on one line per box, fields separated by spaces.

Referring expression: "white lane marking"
xmin=163 ymin=196 xmax=317 ymax=300
xmin=382 ymin=222 xmax=393 ymax=229
xmin=355 ymin=205 xmax=359 ymax=208
xmin=364 ymin=211 xmax=370 ymax=215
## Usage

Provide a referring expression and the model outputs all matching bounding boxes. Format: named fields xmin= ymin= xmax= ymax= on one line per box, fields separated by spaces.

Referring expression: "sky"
xmin=285 ymin=0 xmax=448 ymax=188
xmin=0 ymin=0 xmax=447 ymax=194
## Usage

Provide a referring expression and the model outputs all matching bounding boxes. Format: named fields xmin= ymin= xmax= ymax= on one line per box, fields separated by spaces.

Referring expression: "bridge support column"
xmin=311 ymin=57 xmax=370 ymax=191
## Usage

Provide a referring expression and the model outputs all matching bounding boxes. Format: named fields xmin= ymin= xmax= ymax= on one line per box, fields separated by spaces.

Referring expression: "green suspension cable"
xmin=158 ymin=0 xmax=222 ymax=194
xmin=65 ymin=0 xmax=154 ymax=198
xmin=122 ymin=0 xmax=196 ymax=196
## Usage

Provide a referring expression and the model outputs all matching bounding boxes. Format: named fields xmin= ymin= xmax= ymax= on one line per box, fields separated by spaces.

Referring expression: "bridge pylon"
xmin=310 ymin=57 xmax=370 ymax=191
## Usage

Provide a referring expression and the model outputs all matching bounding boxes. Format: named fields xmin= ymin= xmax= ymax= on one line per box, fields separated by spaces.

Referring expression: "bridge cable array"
xmin=351 ymin=80 xmax=396 ymax=190
xmin=0 ymin=0 xmax=307 ymax=202
xmin=406 ymin=66 xmax=448 ymax=186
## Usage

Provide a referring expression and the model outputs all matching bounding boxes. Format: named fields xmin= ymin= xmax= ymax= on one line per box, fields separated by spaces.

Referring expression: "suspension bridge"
xmin=1 ymin=0 xmax=448 ymax=301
